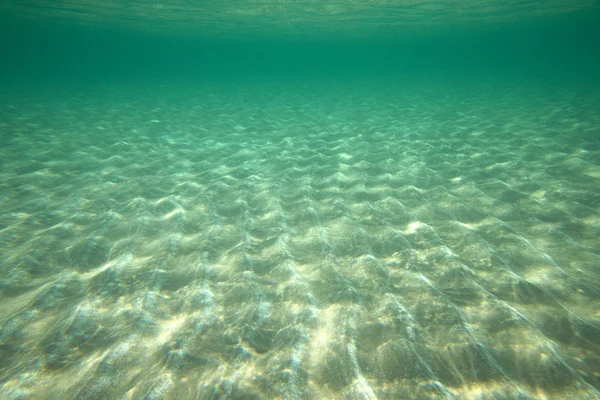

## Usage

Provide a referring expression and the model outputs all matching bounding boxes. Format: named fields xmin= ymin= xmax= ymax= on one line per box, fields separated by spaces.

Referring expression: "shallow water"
xmin=1 ymin=2 xmax=600 ymax=400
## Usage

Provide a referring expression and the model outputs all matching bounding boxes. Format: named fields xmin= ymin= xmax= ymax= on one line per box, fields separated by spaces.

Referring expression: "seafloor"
xmin=1 ymin=77 xmax=599 ymax=399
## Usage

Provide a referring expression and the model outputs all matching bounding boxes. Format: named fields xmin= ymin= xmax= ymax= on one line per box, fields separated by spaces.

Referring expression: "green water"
xmin=1 ymin=2 xmax=600 ymax=399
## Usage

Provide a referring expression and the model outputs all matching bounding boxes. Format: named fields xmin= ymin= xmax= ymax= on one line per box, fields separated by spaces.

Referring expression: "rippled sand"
xmin=1 ymin=79 xmax=599 ymax=399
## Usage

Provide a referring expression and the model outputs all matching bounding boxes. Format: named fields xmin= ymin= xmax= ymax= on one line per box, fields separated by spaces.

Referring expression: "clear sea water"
xmin=1 ymin=2 xmax=600 ymax=399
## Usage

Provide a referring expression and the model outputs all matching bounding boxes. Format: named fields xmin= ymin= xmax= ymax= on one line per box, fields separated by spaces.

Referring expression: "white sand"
xmin=0 ymin=78 xmax=599 ymax=399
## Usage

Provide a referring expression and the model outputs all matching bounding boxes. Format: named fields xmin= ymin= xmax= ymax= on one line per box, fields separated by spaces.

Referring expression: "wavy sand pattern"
xmin=1 ymin=80 xmax=599 ymax=399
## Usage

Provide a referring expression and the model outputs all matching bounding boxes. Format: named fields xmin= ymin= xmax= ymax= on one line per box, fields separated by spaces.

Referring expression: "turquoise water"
xmin=1 ymin=2 xmax=600 ymax=399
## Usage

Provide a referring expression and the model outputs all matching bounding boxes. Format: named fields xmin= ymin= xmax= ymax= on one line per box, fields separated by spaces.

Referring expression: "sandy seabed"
xmin=1 ymin=78 xmax=599 ymax=399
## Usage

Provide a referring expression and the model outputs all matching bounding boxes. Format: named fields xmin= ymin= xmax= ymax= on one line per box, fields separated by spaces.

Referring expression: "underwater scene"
xmin=1 ymin=1 xmax=600 ymax=399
